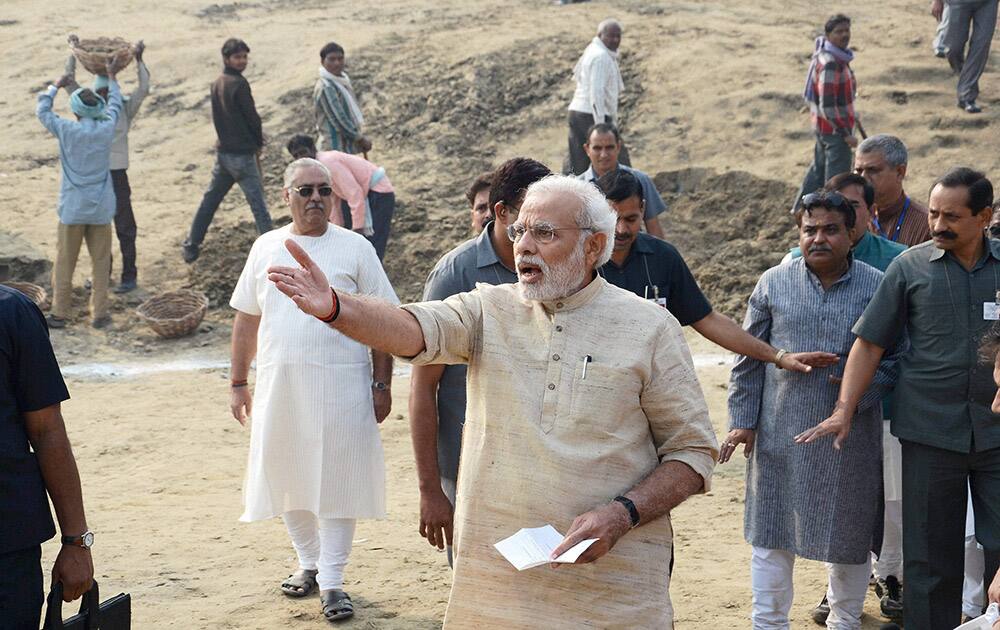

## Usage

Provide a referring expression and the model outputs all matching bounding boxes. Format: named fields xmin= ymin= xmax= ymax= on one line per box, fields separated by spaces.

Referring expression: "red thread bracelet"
xmin=318 ymin=287 xmax=341 ymax=323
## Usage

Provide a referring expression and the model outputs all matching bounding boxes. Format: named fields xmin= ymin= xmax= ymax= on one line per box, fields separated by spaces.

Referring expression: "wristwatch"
xmin=61 ymin=530 xmax=94 ymax=550
xmin=372 ymin=381 xmax=388 ymax=391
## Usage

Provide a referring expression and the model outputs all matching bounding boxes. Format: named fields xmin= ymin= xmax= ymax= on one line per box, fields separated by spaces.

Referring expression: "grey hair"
xmin=857 ymin=134 xmax=908 ymax=168
xmin=523 ymin=174 xmax=616 ymax=267
xmin=597 ymin=18 xmax=622 ymax=35
xmin=283 ymin=157 xmax=331 ymax=188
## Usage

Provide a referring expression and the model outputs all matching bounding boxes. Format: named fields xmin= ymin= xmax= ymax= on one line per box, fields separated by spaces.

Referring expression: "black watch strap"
xmin=613 ymin=496 xmax=640 ymax=528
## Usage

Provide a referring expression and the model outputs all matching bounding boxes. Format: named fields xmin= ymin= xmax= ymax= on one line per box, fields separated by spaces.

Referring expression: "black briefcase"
xmin=42 ymin=580 xmax=131 ymax=630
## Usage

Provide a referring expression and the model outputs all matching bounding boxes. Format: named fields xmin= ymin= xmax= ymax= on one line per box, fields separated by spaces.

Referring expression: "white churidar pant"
xmin=284 ymin=510 xmax=357 ymax=591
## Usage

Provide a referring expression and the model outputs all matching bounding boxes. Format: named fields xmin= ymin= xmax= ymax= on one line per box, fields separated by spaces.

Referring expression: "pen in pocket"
xmin=582 ymin=355 xmax=592 ymax=380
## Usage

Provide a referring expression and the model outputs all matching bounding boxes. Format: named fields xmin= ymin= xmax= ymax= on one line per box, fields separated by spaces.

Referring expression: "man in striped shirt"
xmin=793 ymin=14 xmax=858 ymax=212
xmin=854 ymin=135 xmax=931 ymax=246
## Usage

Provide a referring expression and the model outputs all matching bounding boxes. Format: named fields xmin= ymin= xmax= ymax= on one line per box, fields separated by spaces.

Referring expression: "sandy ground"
xmin=2 ymin=0 xmax=998 ymax=626
xmin=39 ymin=332 xmax=893 ymax=629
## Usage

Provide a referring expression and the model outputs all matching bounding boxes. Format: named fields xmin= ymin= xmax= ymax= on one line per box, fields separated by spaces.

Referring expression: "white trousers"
xmin=751 ymin=547 xmax=871 ymax=630
xmin=965 ymin=487 xmax=986 ymax=618
xmin=875 ymin=499 xmax=904 ymax=579
xmin=283 ymin=510 xmax=357 ymax=591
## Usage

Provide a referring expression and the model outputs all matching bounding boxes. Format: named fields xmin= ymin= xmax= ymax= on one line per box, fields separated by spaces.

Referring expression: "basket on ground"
xmin=2 ymin=282 xmax=49 ymax=310
xmin=137 ymin=289 xmax=208 ymax=339
xmin=69 ymin=36 xmax=136 ymax=75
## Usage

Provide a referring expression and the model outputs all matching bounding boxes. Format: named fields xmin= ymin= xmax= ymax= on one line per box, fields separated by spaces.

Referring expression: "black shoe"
xmin=46 ymin=314 xmax=67 ymax=329
xmin=875 ymin=575 xmax=903 ymax=620
xmin=182 ymin=241 xmax=199 ymax=263
xmin=959 ymin=100 xmax=983 ymax=113
xmin=92 ymin=316 xmax=112 ymax=329
xmin=113 ymin=280 xmax=137 ymax=294
xmin=934 ymin=47 xmax=947 ymax=58
xmin=810 ymin=595 xmax=830 ymax=625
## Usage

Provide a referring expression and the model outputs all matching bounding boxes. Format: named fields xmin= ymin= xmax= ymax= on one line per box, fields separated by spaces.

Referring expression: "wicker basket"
xmin=69 ymin=36 xmax=136 ymax=76
xmin=137 ymin=289 xmax=208 ymax=339
xmin=2 ymin=282 xmax=49 ymax=310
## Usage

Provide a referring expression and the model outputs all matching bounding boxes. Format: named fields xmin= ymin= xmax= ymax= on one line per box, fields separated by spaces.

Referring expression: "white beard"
xmin=517 ymin=242 xmax=588 ymax=302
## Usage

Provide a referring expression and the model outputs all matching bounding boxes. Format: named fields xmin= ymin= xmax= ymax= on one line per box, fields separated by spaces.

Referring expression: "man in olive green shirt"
xmin=797 ymin=167 xmax=999 ymax=629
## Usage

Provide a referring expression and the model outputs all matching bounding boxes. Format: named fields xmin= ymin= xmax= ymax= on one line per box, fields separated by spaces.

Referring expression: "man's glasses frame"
xmin=506 ymin=222 xmax=594 ymax=244
xmin=291 ymin=185 xmax=334 ymax=198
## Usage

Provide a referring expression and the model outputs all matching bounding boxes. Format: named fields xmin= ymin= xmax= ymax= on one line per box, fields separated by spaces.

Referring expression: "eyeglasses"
xmin=506 ymin=222 xmax=594 ymax=243
xmin=801 ymin=191 xmax=852 ymax=212
xmin=291 ymin=185 xmax=333 ymax=198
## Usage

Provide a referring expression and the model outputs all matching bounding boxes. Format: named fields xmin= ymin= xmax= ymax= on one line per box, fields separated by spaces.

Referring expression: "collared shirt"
xmin=0 ymin=286 xmax=69 ymax=554
xmin=402 ymin=277 xmax=717 ymax=628
xmin=808 ymin=50 xmax=856 ymax=136
xmin=872 ymin=191 xmax=931 ymax=247
xmin=420 ymin=222 xmax=517 ymax=486
xmin=789 ymin=230 xmax=908 ymax=273
xmin=37 ymin=83 xmax=123 ymax=225
xmin=212 ymin=67 xmax=263 ymax=154
xmin=568 ymin=37 xmax=623 ymax=123
xmin=853 ymin=238 xmax=1000 ymax=453
xmin=599 ymin=233 xmax=712 ymax=325
xmin=579 ymin=164 xmax=667 ymax=221
xmin=728 ymin=257 xmax=901 ymax=563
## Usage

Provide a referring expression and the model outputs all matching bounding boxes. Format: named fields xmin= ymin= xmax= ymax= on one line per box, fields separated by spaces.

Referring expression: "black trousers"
xmin=339 ymin=191 xmax=395 ymax=261
xmin=564 ymin=110 xmax=631 ymax=176
xmin=0 ymin=545 xmax=43 ymax=630
xmin=901 ymin=439 xmax=1000 ymax=629
xmin=111 ymin=169 xmax=138 ymax=283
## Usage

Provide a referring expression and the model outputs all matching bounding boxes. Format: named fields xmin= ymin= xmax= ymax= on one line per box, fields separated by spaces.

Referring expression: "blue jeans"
xmin=187 ymin=151 xmax=271 ymax=246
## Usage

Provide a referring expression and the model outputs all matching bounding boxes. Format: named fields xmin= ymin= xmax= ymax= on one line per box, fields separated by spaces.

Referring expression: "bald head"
xmin=597 ymin=18 xmax=622 ymax=51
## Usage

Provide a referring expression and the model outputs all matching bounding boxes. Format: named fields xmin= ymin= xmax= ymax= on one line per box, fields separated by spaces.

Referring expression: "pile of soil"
xmin=655 ymin=168 xmax=799 ymax=319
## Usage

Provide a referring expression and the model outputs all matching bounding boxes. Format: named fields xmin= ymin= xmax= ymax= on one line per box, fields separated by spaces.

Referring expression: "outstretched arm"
xmin=267 ymin=239 xmax=425 ymax=357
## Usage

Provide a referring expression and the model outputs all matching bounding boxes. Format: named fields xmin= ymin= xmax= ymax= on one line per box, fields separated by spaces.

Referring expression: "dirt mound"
xmin=187 ymin=215 xmax=291 ymax=308
xmin=654 ymin=168 xmax=798 ymax=319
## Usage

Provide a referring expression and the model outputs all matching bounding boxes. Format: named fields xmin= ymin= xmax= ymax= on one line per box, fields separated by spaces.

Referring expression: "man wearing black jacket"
xmin=183 ymin=38 xmax=272 ymax=263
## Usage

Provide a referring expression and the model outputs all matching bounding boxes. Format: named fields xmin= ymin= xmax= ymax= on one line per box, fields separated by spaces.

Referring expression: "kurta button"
xmin=555 ymin=325 xmax=563 ymax=332
xmin=553 ymin=354 xmax=560 ymax=361
xmin=556 ymin=302 xmax=564 ymax=309
xmin=547 ymin=383 xmax=555 ymax=390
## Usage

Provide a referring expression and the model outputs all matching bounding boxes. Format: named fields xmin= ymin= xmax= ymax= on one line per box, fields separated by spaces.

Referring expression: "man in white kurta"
xmin=265 ymin=174 xmax=718 ymax=628
xmin=229 ymin=157 xmax=398 ymax=622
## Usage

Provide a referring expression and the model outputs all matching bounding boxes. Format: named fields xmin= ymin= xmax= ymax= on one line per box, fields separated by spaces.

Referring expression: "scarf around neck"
xmin=319 ymin=66 xmax=364 ymax=127
xmin=803 ymin=36 xmax=854 ymax=103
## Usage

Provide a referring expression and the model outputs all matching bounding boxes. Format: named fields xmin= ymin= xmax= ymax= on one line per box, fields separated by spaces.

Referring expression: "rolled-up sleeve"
xmin=641 ymin=317 xmax=718 ymax=490
xmin=401 ymin=289 xmax=483 ymax=366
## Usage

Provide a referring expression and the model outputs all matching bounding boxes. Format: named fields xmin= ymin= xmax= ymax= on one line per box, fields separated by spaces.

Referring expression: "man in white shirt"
xmin=566 ymin=18 xmax=631 ymax=175
xmin=228 ymin=157 xmax=397 ymax=623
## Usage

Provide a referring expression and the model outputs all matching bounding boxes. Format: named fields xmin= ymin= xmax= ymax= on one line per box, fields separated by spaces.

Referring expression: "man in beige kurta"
xmin=265 ymin=174 xmax=719 ymax=628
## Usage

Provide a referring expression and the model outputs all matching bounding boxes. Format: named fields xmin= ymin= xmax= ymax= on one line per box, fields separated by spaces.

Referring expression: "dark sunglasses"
xmin=801 ymin=191 xmax=852 ymax=212
xmin=291 ymin=185 xmax=333 ymax=198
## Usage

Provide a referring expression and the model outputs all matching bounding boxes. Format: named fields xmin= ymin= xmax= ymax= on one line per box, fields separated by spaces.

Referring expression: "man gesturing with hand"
xmin=268 ymin=174 xmax=718 ymax=629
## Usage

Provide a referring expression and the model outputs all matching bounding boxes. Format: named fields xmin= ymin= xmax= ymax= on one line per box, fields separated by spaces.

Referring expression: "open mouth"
xmin=518 ymin=262 xmax=543 ymax=283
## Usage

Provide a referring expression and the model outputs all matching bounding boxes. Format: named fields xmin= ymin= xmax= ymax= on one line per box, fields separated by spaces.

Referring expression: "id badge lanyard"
xmin=872 ymin=196 xmax=910 ymax=243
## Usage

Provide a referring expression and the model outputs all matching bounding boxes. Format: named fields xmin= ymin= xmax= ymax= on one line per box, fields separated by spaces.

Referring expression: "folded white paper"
xmin=494 ymin=524 xmax=599 ymax=571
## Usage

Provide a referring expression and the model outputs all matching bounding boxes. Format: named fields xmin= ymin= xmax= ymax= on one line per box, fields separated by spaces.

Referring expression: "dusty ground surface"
xmin=2 ymin=0 xmax=997 ymax=626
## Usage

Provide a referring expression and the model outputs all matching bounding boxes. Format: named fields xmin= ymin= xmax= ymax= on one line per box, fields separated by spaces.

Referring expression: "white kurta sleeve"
xmin=354 ymin=241 xmax=400 ymax=306
xmin=230 ymin=240 xmax=262 ymax=315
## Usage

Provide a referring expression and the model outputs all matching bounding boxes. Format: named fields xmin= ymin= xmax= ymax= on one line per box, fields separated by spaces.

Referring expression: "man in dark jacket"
xmin=183 ymin=38 xmax=272 ymax=263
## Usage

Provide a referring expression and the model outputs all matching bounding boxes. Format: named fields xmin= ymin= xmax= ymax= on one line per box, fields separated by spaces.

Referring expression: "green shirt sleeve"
xmin=852 ymin=256 xmax=907 ymax=349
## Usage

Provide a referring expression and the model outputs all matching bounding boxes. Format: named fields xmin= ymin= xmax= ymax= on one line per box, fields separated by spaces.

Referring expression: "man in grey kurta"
xmin=725 ymin=192 xmax=903 ymax=629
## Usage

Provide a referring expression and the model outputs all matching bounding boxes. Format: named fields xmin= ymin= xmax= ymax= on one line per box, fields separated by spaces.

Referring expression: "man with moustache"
xmin=408 ymin=158 xmax=548 ymax=565
xmin=855 ymin=135 xmax=931 ymax=246
xmin=785 ymin=174 xmax=908 ymax=623
xmin=267 ymin=174 xmax=718 ymax=628
xmin=467 ymin=172 xmax=493 ymax=235
xmin=597 ymin=169 xmax=837 ymax=373
xmin=579 ymin=123 xmax=665 ymax=238
xmin=229 ymin=158 xmax=397 ymax=622
xmin=724 ymin=191 xmax=905 ymax=629
xmin=800 ymin=167 xmax=1000 ymax=629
